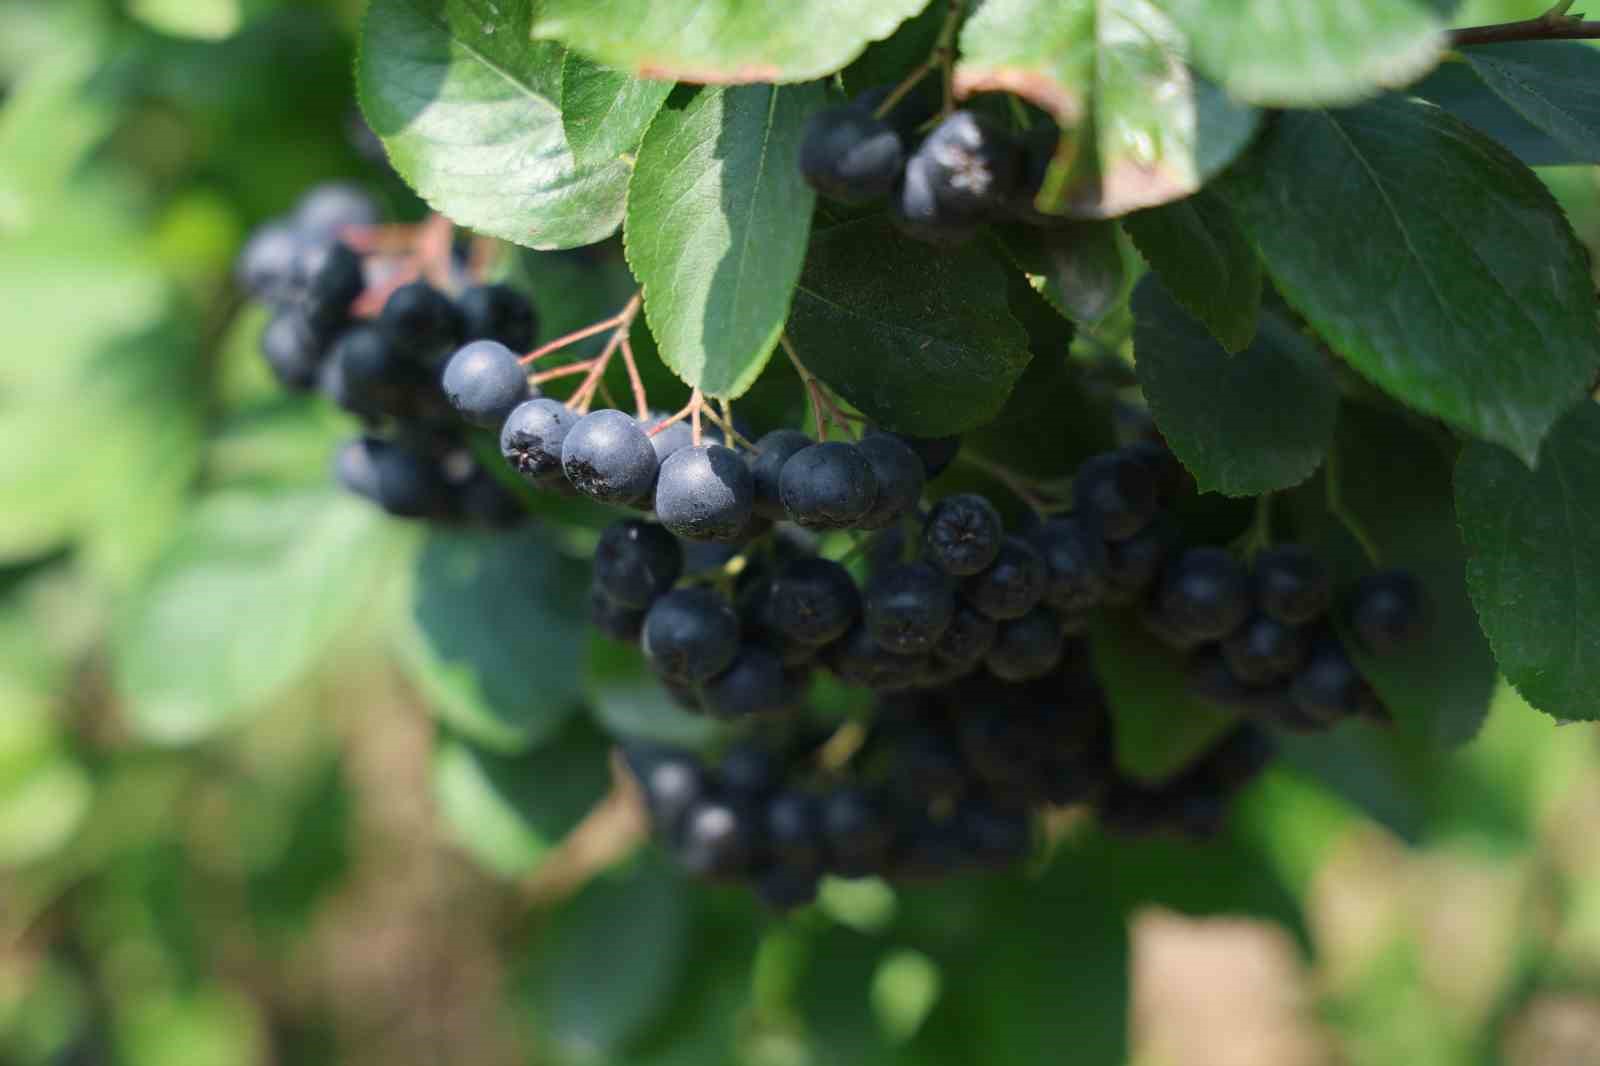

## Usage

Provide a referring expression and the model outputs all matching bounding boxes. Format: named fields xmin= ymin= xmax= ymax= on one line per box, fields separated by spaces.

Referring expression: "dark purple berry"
xmin=923 ymin=493 xmax=1003 ymax=576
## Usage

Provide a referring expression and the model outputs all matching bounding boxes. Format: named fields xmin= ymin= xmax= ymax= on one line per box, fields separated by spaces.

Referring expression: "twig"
xmin=1450 ymin=5 xmax=1600 ymax=46
xmin=532 ymin=360 xmax=598 ymax=386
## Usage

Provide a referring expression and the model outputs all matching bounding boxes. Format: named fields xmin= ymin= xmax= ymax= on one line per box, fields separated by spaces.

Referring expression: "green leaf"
xmin=961 ymin=272 xmax=1113 ymax=485
xmin=995 ymin=222 xmax=1126 ymax=325
xmin=358 ymin=0 xmax=630 ymax=250
xmin=1133 ymin=278 xmax=1337 ymax=497
xmin=1091 ymin=613 xmax=1241 ymax=784
xmin=114 ymin=490 xmax=406 ymax=745
xmin=1412 ymin=58 xmax=1573 ymax=168
xmin=1124 ymin=188 xmax=1260 ymax=353
xmin=560 ymin=52 xmax=674 ymax=170
xmin=531 ymin=0 xmax=933 ymax=84
xmin=434 ymin=718 xmax=613 ymax=877
xmin=1290 ymin=403 xmax=1497 ymax=745
xmin=785 ymin=218 xmax=1031 ymax=436
xmin=626 ymin=83 xmax=822 ymax=399
xmin=1162 ymin=0 xmax=1445 ymax=107
xmin=1461 ymin=42 xmax=1600 ymax=165
xmin=1456 ymin=403 xmax=1600 ymax=723
xmin=516 ymin=855 xmax=691 ymax=1057
xmin=399 ymin=526 xmax=588 ymax=753
xmin=953 ymin=0 xmax=1261 ymax=219
xmin=1222 ymin=97 xmax=1600 ymax=465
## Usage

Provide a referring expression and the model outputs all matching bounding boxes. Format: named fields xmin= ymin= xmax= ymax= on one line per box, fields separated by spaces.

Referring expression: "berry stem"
xmin=1324 ymin=447 xmax=1384 ymax=567
xmin=1234 ymin=493 xmax=1276 ymax=559
xmin=619 ymin=334 xmax=651 ymax=421
xmin=531 ymin=360 xmax=600 ymax=386
xmin=520 ymin=293 xmax=641 ymax=366
xmin=956 ymin=453 xmax=1066 ymax=514
xmin=646 ymin=394 xmax=697 ymax=437
xmin=780 ymin=334 xmax=859 ymax=440
xmin=691 ymin=388 xmax=704 ymax=446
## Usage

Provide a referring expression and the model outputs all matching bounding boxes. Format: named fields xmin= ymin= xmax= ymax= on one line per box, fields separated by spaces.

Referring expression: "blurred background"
xmin=6 ymin=0 xmax=1600 ymax=1064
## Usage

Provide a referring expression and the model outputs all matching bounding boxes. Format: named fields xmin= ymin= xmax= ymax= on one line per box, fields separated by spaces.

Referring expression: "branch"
xmin=1450 ymin=11 xmax=1600 ymax=47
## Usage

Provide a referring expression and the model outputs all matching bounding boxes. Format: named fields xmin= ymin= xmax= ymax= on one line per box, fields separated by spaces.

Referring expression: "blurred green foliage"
xmin=5 ymin=1 xmax=1600 ymax=1064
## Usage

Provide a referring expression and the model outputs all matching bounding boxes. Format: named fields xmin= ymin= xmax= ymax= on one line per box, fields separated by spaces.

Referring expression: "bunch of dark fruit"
xmin=799 ymin=86 xmax=1060 ymax=244
xmin=625 ymin=656 xmax=1279 ymax=910
xmin=236 ymin=183 xmax=537 ymax=527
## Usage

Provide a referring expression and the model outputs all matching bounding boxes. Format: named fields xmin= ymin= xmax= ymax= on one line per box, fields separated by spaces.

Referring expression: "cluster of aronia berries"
xmin=235 ymin=184 xmax=535 ymax=527
xmin=625 ymin=661 xmax=1279 ymax=910
xmin=800 ymin=87 xmax=1055 ymax=244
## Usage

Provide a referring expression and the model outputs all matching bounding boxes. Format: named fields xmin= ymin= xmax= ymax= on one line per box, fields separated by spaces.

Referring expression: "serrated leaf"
xmin=115 ymin=490 xmax=407 ymax=745
xmin=1288 ymin=403 xmax=1496 ymax=745
xmin=1413 ymin=58 xmax=1573 ymax=168
xmin=1124 ymin=188 xmax=1260 ymax=352
xmin=996 ymin=222 xmax=1126 ymax=325
xmin=1461 ymin=42 xmax=1600 ymax=165
xmin=358 ymin=0 xmax=629 ymax=250
xmin=531 ymin=0 xmax=932 ymax=84
xmin=1162 ymin=0 xmax=1445 ymax=108
xmin=560 ymin=52 xmax=674 ymax=170
xmin=953 ymin=0 xmax=1260 ymax=219
xmin=626 ymin=83 xmax=821 ymax=399
xmin=434 ymin=718 xmax=613 ymax=877
xmin=399 ymin=527 xmax=587 ymax=753
xmin=1091 ymin=614 xmax=1241 ymax=784
xmin=785 ymin=218 xmax=1031 ymax=436
xmin=1222 ymin=97 xmax=1600 ymax=465
xmin=1134 ymin=278 xmax=1336 ymax=497
xmin=1456 ymin=403 xmax=1600 ymax=723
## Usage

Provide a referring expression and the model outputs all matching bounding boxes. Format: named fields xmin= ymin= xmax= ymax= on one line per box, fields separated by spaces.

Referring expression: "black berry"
xmin=767 ymin=557 xmax=861 ymax=647
xmin=562 ymin=409 xmax=660 ymax=505
xmin=458 ymin=283 xmax=538 ymax=352
xmin=655 ymin=444 xmax=755 ymax=542
xmin=1255 ymin=545 xmax=1332 ymax=626
xmin=378 ymin=281 xmax=463 ymax=364
xmin=1074 ymin=450 xmax=1161 ymax=542
xmin=1221 ymin=614 xmax=1306 ymax=686
xmin=963 ymin=535 xmax=1047 ymax=621
xmin=642 ymin=588 xmax=741 ymax=684
xmin=799 ymin=101 xmax=905 ymax=203
xmin=934 ymin=604 xmax=999 ymax=666
xmin=916 ymin=110 xmax=1021 ymax=217
xmin=1155 ymin=547 xmax=1253 ymax=643
xmin=700 ymin=645 xmax=797 ymax=719
xmin=677 ymin=801 xmax=753 ymax=879
xmin=1349 ymin=570 xmax=1428 ymax=654
xmin=854 ymin=433 xmax=926 ymax=530
xmin=924 ymin=494 xmax=1003 ymax=577
xmin=1027 ymin=516 xmax=1109 ymax=613
xmin=779 ymin=442 xmax=878 ymax=530
xmin=500 ymin=398 xmax=577 ymax=483
xmin=594 ymin=520 xmax=683 ymax=610
xmin=864 ymin=562 xmax=957 ymax=655
xmin=293 ymin=182 xmax=380 ymax=239
xmin=749 ymin=429 xmax=813 ymax=520
xmin=985 ymin=609 xmax=1066 ymax=682
xmin=441 ymin=340 xmax=530 ymax=428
